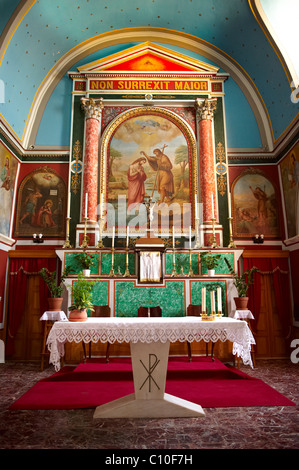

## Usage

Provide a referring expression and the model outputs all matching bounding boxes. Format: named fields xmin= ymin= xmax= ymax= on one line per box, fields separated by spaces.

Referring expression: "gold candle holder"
xmin=188 ymin=248 xmax=194 ymax=276
xmin=80 ymin=217 xmax=89 ymax=249
xmin=109 ymin=247 xmax=115 ymax=277
xmin=97 ymin=218 xmax=104 ymax=248
xmin=123 ymin=247 xmax=130 ymax=277
xmin=201 ymin=313 xmax=216 ymax=321
xmin=171 ymin=248 xmax=178 ymax=277
xmin=227 ymin=217 xmax=236 ymax=248
xmin=217 ymin=311 xmax=223 ymax=317
xmin=210 ymin=218 xmax=219 ymax=249
xmin=194 ymin=218 xmax=202 ymax=249
xmin=63 ymin=217 xmax=72 ymax=249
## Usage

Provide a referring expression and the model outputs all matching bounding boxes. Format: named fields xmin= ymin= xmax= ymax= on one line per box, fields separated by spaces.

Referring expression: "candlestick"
xmin=188 ymin=248 xmax=194 ymax=276
xmin=211 ymin=193 xmax=214 ymax=219
xmin=63 ymin=217 xmax=72 ymax=249
xmin=67 ymin=191 xmax=71 ymax=218
xmin=80 ymin=216 xmax=89 ymax=249
xmin=109 ymin=247 xmax=115 ymax=276
xmin=85 ymin=193 xmax=88 ymax=219
xmin=112 ymin=226 xmax=115 ymax=248
xmin=210 ymin=217 xmax=219 ymax=249
xmin=172 ymin=225 xmax=175 ymax=249
xmin=195 ymin=194 xmax=198 ymax=219
xmin=171 ymin=248 xmax=177 ymax=277
xmin=227 ymin=216 xmax=236 ymax=249
xmin=202 ymin=287 xmax=206 ymax=313
xmin=126 ymin=225 xmax=129 ymax=247
xmin=124 ymin=247 xmax=130 ymax=277
xmin=100 ymin=193 xmax=103 ymax=219
xmin=228 ymin=192 xmax=232 ymax=218
xmin=194 ymin=218 xmax=202 ymax=249
xmin=97 ymin=217 xmax=104 ymax=248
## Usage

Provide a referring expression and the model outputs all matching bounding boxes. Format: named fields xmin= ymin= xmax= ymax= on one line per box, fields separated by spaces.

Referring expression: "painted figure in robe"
xmin=140 ymin=148 xmax=174 ymax=203
xmin=127 ymin=157 xmax=147 ymax=211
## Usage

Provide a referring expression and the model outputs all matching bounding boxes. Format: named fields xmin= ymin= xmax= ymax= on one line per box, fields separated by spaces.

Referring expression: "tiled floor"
xmin=0 ymin=358 xmax=298 ymax=450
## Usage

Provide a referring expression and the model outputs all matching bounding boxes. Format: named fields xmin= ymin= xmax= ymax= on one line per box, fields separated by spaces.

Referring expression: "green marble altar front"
xmin=115 ymin=281 xmax=185 ymax=317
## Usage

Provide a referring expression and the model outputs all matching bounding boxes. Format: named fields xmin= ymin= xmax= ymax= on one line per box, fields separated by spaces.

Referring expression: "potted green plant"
xmin=68 ymin=272 xmax=95 ymax=322
xmin=224 ymin=258 xmax=258 ymax=310
xmin=76 ymin=252 xmax=95 ymax=277
xmin=39 ymin=266 xmax=71 ymax=311
xmin=200 ymin=251 xmax=222 ymax=276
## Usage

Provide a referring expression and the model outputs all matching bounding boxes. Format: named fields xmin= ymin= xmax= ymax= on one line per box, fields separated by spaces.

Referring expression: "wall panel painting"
xmin=14 ymin=166 xmax=66 ymax=238
xmin=279 ymin=142 xmax=299 ymax=239
xmin=0 ymin=141 xmax=19 ymax=238
xmin=232 ymin=168 xmax=280 ymax=238
xmin=103 ymin=109 xmax=197 ymax=232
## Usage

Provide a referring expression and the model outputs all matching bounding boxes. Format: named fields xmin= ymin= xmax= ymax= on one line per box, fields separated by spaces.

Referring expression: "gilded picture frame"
xmin=14 ymin=166 xmax=66 ymax=238
xmin=279 ymin=142 xmax=299 ymax=240
xmin=100 ymin=107 xmax=198 ymax=234
xmin=0 ymin=141 xmax=19 ymax=238
xmin=231 ymin=168 xmax=280 ymax=238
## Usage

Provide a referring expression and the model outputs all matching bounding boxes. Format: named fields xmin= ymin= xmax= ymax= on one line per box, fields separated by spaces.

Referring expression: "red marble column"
xmin=196 ymin=98 xmax=218 ymax=223
xmin=81 ymin=98 xmax=103 ymax=222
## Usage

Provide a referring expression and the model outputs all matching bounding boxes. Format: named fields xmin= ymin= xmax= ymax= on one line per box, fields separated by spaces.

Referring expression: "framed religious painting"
xmin=279 ymin=142 xmax=299 ymax=240
xmin=0 ymin=141 xmax=19 ymax=238
xmin=100 ymin=106 xmax=198 ymax=236
xmin=231 ymin=168 xmax=280 ymax=238
xmin=14 ymin=166 xmax=67 ymax=238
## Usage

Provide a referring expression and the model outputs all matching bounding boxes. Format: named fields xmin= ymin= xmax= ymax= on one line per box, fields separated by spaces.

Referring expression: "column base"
xmin=93 ymin=393 xmax=205 ymax=419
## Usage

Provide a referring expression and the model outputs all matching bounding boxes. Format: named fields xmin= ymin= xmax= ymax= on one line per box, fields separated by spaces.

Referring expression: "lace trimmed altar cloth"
xmin=47 ymin=316 xmax=255 ymax=371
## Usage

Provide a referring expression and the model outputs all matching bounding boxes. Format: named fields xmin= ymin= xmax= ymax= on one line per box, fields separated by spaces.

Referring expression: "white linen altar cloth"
xmin=47 ymin=316 xmax=255 ymax=371
xmin=230 ymin=310 xmax=255 ymax=320
xmin=40 ymin=311 xmax=68 ymax=321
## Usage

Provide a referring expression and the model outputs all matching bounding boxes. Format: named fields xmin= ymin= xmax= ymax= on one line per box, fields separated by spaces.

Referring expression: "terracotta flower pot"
xmin=234 ymin=297 xmax=249 ymax=310
xmin=48 ymin=298 xmax=63 ymax=311
xmin=68 ymin=308 xmax=88 ymax=322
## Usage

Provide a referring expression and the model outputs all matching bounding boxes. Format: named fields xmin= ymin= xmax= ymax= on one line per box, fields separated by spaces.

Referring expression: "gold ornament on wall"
xmin=216 ymin=142 xmax=227 ymax=196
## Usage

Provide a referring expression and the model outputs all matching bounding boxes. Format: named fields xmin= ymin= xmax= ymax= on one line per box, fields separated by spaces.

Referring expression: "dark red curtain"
xmin=6 ymin=257 xmax=57 ymax=356
xmin=243 ymin=257 xmax=292 ymax=337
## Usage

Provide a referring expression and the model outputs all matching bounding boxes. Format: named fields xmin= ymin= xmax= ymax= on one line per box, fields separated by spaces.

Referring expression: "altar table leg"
xmin=93 ymin=340 xmax=205 ymax=419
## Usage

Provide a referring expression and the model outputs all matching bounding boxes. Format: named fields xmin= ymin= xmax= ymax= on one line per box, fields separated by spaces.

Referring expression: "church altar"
xmin=47 ymin=316 xmax=255 ymax=418
xmin=56 ymin=248 xmax=243 ymax=318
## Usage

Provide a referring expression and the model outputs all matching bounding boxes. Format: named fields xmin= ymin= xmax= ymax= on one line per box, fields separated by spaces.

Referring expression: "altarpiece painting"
xmin=101 ymin=108 xmax=197 ymax=234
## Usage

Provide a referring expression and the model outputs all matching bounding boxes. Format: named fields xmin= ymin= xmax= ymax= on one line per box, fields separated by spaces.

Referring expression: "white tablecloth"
xmin=40 ymin=311 xmax=68 ymax=321
xmin=47 ymin=316 xmax=255 ymax=371
xmin=230 ymin=310 xmax=254 ymax=320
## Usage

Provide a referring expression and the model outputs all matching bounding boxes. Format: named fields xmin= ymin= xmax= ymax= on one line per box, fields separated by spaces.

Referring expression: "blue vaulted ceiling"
xmin=0 ymin=0 xmax=298 ymax=152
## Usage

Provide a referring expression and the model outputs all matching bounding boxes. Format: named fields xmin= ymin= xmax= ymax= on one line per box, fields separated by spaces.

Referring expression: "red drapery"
xmin=6 ymin=257 xmax=57 ymax=356
xmin=243 ymin=257 xmax=292 ymax=337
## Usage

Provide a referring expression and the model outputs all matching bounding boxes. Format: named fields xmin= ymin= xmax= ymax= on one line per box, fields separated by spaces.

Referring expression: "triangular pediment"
xmin=77 ymin=42 xmax=219 ymax=74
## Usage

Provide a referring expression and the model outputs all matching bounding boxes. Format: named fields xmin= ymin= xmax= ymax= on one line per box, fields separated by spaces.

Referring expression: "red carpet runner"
xmin=9 ymin=357 xmax=295 ymax=410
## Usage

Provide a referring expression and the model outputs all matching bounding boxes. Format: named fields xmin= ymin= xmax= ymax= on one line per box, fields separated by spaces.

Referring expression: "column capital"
xmin=195 ymin=98 xmax=217 ymax=121
xmin=81 ymin=97 xmax=104 ymax=121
